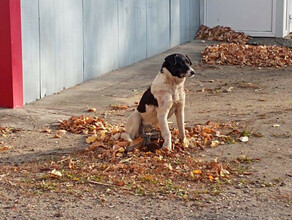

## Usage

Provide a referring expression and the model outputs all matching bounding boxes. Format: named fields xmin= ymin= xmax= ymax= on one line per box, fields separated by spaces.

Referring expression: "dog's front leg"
xmin=157 ymin=110 xmax=172 ymax=151
xmin=156 ymin=96 xmax=172 ymax=151
xmin=175 ymin=101 xmax=188 ymax=148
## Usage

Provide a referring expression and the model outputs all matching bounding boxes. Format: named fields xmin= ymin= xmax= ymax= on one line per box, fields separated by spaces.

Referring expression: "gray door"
xmin=202 ymin=0 xmax=276 ymax=37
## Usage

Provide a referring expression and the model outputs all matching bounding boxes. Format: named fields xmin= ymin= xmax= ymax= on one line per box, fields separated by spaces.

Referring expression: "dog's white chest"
xmin=172 ymin=86 xmax=185 ymax=103
xmin=140 ymin=70 xmax=186 ymax=126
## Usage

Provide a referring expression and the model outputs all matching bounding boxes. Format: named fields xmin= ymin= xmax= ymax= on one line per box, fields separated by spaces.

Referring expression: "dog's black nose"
xmin=190 ymin=70 xmax=195 ymax=75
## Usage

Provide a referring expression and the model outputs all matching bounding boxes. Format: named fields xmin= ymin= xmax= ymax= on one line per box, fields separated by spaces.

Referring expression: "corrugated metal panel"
xmin=21 ymin=0 xmax=200 ymax=103
xmin=21 ymin=0 xmax=40 ymax=104
xmin=83 ymin=0 xmax=119 ymax=80
xmin=179 ymin=0 xmax=190 ymax=44
xmin=39 ymin=0 xmax=83 ymax=97
xmin=189 ymin=0 xmax=200 ymax=40
xmin=55 ymin=0 xmax=83 ymax=89
xmin=170 ymin=0 xmax=180 ymax=47
xmin=118 ymin=0 xmax=147 ymax=67
xmin=146 ymin=0 xmax=170 ymax=57
xmin=170 ymin=0 xmax=195 ymax=47
xmin=39 ymin=0 xmax=57 ymax=97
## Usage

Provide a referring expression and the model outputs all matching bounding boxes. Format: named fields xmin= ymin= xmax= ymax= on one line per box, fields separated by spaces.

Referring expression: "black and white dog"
xmin=125 ymin=53 xmax=195 ymax=151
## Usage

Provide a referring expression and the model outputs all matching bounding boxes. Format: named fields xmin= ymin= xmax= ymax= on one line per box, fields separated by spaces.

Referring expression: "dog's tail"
xmin=124 ymin=109 xmax=142 ymax=141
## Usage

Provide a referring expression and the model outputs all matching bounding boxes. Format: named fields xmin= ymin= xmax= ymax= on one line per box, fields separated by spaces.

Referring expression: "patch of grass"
xmin=236 ymin=155 xmax=260 ymax=164
xmin=36 ymin=181 xmax=57 ymax=192
xmin=224 ymin=136 xmax=237 ymax=144
xmin=134 ymin=186 xmax=146 ymax=196
xmin=239 ymin=126 xmax=263 ymax=138
xmin=208 ymin=184 xmax=223 ymax=196
xmin=240 ymin=130 xmax=252 ymax=137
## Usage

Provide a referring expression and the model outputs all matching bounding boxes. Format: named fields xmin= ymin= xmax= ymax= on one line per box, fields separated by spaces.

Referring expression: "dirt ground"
xmin=1 ymin=40 xmax=292 ymax=219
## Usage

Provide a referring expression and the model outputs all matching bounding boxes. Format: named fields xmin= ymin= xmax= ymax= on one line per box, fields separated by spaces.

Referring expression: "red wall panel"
xmin=0 ymin=0 xmax=23 ymax=108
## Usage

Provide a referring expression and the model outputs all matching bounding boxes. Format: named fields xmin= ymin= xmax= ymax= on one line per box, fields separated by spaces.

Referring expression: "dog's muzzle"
xmin=186 ymin=69 xmax=195 ymax=78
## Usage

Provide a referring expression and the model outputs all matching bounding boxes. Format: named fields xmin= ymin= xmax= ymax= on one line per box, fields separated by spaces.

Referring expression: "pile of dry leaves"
xmin=195 ymin=25 xmax=250 ymax=44
xmin=59 ymin=115 xmax=123 ymax=135
xmin=196 ymin=25 xmax=292 ymax=68
xmin=0 ymin=114 xmax=253 ymax=200
xmin=202 ymin=43 xmax=292 ymax=68
xmin=60 ymin=116 xmax=240 ymax=155
xmin=37 ymin=115 xmax=247 ymax=199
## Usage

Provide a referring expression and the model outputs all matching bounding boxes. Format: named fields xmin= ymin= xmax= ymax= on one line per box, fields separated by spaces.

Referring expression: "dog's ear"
xmin=184 ymin=54 xmax=192 ymax=66
xmin=165 ymin=54 xmax=177 ymax=65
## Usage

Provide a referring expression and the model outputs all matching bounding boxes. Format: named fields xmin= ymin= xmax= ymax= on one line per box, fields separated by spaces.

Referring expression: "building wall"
xmin=200 ymin=0 xmax=290 ymax=37
xmin=285 ymin=0 xmax=291 ymax=35
xmin=21 ymin=0 xmax=200 ymax=104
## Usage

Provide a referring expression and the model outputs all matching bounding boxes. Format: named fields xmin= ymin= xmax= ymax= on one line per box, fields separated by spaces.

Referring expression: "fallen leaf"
xmin=110 ymin=104 xmax=129 ymax=110
xmin=88 ymin=108 xmax=96 ymax=112
xmin=86 ymin=135 xmax=98 ymax=144
xmin=223 ymin=87 xmax=233 ymax=93
xmin=203 ymin=138 xmax=208 ymax=146
xmin=220 ymin=168 xmax=230 ymax=176
xmin=54 ymin=134 xmax=61 ymax=138
xmin=0 ymin=174 xmax=6 ymax=180
xmin=50 ymin=169 xmax=62 ymax=177
xmin=237 ymin=155 xmax=247 ymax=161
xmin=210 ymin=140 xmax=220 ymax=148
xmin=0 ymin=145 xmax=14 ymax=151
xmin=54 ymin=130 xmax=67 ymax=138
xmin=57 ymin=130 xmax=67 ymax=135
xmin=203 ymin=128 xmax=213 ymax=134
xmin=193 ymin=170 xmax=202 ymax=175
xmin=114 ymin=179 xmax=126 ymax=186
xmin=164 ymin=163 xmax=173 ymax=171
xmin=89 ymin=141 xmax=103 ymax=151
xmin=116 ymin=141 xmax=130 ymax=147
xmin=68 ymin=159 xmax=75 ymax=169
xmin=41 ymin=128 xmax=52 ymax=133
xmin=120 ymin=157 xmax=133 ymax=163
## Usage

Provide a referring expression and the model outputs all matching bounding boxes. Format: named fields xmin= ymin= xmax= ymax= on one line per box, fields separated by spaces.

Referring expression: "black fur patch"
xmin=137 ymin=87 xmax=158 ymax=113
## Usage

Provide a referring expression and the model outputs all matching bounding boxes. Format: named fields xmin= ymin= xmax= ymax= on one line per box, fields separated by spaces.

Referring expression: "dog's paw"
xmin=181 ymin=137 xmax=190 ymax=148
xmin=161 ymin=143 xmax=172 ymax=151
xmin=120 ymin=133 xmax=133 ymax=143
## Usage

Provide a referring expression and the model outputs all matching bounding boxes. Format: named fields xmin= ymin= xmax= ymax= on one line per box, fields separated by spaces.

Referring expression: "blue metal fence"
xmin=21 ymin=0 xmax=200 ymax=104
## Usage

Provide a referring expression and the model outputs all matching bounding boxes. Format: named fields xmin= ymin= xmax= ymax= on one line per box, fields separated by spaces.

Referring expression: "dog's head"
xmin=162 ymin=53 xmax=195 ymax=78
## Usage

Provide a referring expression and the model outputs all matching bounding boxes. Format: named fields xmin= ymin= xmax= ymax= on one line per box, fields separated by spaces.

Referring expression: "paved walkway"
xmin=0 ymin=40 xmax=205 ymax=130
